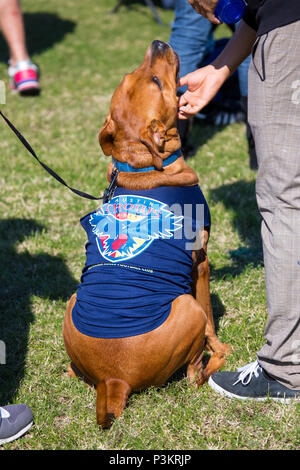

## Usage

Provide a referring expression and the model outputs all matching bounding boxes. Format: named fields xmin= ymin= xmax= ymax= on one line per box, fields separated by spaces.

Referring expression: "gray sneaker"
xmin=208 ymin=360 xmax=300 ymax=402
xmin=0 ymin=404 xmax=33 ymax=445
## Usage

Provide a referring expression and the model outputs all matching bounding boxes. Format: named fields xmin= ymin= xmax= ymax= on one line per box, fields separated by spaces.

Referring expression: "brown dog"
xmin=63 ymin=40 xmax=230 ymax=428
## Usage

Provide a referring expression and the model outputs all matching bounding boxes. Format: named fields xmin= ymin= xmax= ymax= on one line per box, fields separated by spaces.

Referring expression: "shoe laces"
xmin=8 ymin=60 xmax=38 ymax=77
xmin=0 ymin=407 xmax=10 ymax=418
xmin=233 ymin=360 xmax=262 ymax=386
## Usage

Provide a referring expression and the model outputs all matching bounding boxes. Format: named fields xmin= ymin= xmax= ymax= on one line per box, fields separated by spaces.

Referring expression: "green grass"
xmin=0 ymin=0 xmax=299 ymax=450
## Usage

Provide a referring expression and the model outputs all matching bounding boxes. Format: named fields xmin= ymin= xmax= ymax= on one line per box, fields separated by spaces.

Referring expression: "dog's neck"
xmin=112 ymin=149 xmax=181 ymax=174
xmin=107 ymin=149 xmax=199 ymax=191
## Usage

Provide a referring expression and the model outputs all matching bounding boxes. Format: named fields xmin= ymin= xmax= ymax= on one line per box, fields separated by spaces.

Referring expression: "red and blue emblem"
xmin=89 ymin=195 xmax=183 ymax=263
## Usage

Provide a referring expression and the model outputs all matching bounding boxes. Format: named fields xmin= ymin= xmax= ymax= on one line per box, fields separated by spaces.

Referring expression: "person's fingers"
xmin=193 ymin=4 xmax=202 ymax=14
xmin=206 ymin=12 xmax=222 ymax=24
xmin=178 ymin=102 xmax=198 ymax=117
xmin=179 ymin=93 xmax=209 ymax=117
xmin=188 ymin=0 xmax=221 ymax=23
xmin=178 ymin=93 xmax=188 ymax=107
xmin=177 ymin=107 xmax=192 ymax=120
xmin=177 ymin=103 xmax=190 ymax=118
xmin=177 ymin=111 xmax=189 ymax=120
xmin=178 ymin=92 xmax=199 ymax=111
xmin=178 ymin=75 xmax=189 ymax=88
xmin=188 ymin=0 xmax=201 ymax=14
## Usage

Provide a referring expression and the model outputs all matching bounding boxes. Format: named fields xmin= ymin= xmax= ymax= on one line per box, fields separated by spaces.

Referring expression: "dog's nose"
xmin=151 ymin=40 xmax=170 ymax=56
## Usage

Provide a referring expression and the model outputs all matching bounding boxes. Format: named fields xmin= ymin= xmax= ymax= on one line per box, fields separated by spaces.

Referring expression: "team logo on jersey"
xmin=89 ymin=195 xmax=183 ymax=263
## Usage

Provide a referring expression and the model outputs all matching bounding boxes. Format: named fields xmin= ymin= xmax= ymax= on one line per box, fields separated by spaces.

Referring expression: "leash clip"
xmin=102 ymin=167 xmax=119 ymax=203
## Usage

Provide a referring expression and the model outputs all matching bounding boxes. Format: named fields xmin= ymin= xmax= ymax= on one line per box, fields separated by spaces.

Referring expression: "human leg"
xmin=0 ymin=0 xmax=28 ymax=65
xmin=0 ymin=0 xmax=40 ymax=95
xmin=169 ymin=0 xmax=214 ymax=93
xmin=208 ymin=21 xmax=300 ymax=399
xmin=169 ymin=0 xmax=214 ymax=155
xmin=250 ymin=22 xmax=300 ymax=390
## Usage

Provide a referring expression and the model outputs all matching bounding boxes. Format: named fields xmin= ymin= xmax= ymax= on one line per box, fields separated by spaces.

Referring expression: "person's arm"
xmin=178 ymin=20 xmax=257 ymax=119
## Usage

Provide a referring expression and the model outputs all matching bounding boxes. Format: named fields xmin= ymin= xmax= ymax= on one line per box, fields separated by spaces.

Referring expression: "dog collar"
xmin=112 ymin=149 xmax=181 ymax=173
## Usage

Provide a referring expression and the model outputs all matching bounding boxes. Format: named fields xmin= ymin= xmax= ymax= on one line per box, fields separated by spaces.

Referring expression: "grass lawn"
xmin=0 ymin=0 xmax=299 ymax=450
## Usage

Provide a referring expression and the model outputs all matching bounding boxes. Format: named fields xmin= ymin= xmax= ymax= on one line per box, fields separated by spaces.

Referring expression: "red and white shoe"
xmin=8 ymin=60 xmax=40 ymax=96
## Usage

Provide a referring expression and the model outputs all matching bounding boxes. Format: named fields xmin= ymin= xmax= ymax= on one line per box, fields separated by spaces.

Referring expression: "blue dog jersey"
xmin=72 ymin=185 xmax=210 ymax=338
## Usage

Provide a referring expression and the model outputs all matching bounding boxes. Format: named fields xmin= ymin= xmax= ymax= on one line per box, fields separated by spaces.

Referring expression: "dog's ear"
xmin=99 ymin=114 xmax=116 ymax=156
xmin=140 ymin=119 xmax=167 ymax=170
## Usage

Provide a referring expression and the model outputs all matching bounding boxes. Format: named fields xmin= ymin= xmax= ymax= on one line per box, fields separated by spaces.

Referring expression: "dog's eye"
xmin=152 ymin=75 xmax=162 ymax=91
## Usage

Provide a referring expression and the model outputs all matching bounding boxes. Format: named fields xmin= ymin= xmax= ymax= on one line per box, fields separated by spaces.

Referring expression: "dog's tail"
xmin=96 ymin=378 xmax=131 ymax=428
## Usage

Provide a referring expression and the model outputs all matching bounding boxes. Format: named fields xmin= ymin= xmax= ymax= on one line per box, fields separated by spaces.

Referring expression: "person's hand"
xmin=188 ymin=0 xmax=221 ymax=24
xmin=178 ymin=65 xmax=229 ymax=119
xmin=177 ymin=20 xmax=257 ymax=120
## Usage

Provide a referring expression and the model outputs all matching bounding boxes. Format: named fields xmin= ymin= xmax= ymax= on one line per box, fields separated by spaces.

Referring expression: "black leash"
xmin=0 ymin=110 xmax=118 ymax=203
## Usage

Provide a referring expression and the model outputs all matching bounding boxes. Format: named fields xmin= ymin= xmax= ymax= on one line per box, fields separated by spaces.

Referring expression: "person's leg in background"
xmin=169 ymin=0 xmax=214 ymax=156
xmin=0 ymin=0 xmax=40 ymax=95
xmin=0 ymin=0 xmax=28 ymax=65
xmin=161 ymin=0 xmax=175 ymax=9
xmin=169 ymin=0 xmax=214 ymax=87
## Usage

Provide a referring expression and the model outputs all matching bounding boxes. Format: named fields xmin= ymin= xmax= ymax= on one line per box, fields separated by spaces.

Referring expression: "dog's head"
xmin=99 ymin=40 xmax=181 ymax=170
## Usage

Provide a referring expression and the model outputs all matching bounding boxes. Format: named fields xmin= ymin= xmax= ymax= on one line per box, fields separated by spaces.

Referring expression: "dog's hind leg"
xmin=96 ymin=378 xmax=131 ymax=428
xmin=196 ymin=256 xmax=229 ymax=352
xmin=67 ymin=362 xmax=94 ymax=387
xmin=192 ymin=231 xmax=230 ymax=356
xmin=187 ymin=350 xmax=227 ymax=387
xmin=68 ymin=362 xmax=80 ymax=378
xmin=187 ymin=351 xmax=204 ymax=386
xmin=195 ymin=351 xmax=227 ymax=386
